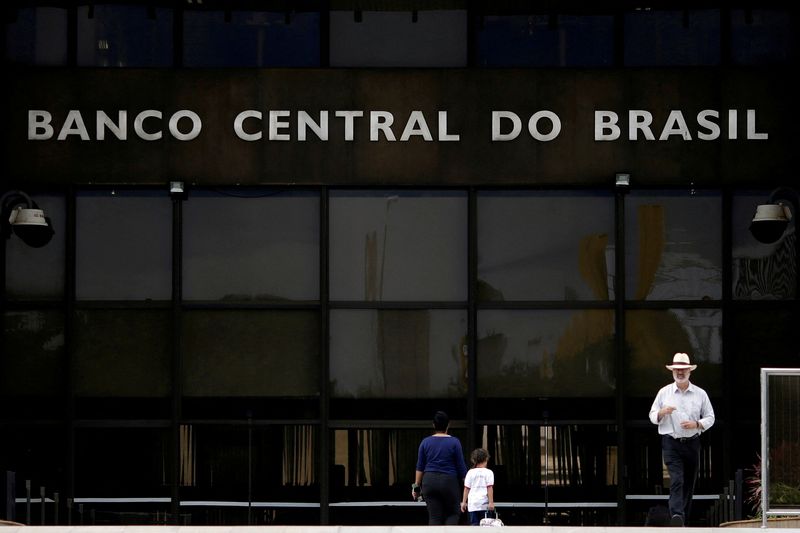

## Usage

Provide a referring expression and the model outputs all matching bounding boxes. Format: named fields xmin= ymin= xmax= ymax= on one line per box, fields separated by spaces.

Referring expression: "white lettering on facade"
xmin=594 ymin=109 xmax=768 ymax=141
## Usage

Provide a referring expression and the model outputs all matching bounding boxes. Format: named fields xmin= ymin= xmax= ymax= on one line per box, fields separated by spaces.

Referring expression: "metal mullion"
xmin=614 ymin=186 xmax=627 ymax=525
xmin=467 ymin=187 xmax=477 ymax=454
xmin=319 ymin=186 xmax=330 ymax=525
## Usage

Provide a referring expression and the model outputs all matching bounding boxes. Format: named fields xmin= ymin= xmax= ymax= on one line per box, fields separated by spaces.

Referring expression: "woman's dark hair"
xmin=433 ymin=411 xmax=449 ymax=432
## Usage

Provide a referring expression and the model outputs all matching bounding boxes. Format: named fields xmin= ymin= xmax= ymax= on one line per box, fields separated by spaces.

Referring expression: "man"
xmin=649 ymin=352 xmax=715 ymax=527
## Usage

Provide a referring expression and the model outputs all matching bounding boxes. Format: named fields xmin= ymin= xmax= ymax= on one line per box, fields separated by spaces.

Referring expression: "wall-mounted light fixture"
xmin=615 ymin=172 xmax=630 ymax=187
xmin=750 ymin=187 xmax=797 ymax=244
xmin=1 ymin=190 xmax=55 ymax=248
xmin=170 ymin=181 xmax=187 ymax=200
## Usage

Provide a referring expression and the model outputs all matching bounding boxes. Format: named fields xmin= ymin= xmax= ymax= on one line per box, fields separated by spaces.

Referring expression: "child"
xmin=460 ymin=448 xmax=495 ymax=525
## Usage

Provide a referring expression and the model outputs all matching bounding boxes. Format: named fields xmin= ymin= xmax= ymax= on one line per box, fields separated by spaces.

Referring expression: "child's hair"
xmin=471 ymin=448 xmax=490 ymax=466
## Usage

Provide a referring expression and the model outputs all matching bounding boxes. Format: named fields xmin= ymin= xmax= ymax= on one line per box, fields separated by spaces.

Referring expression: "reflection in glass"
xmin=625 ymin=309 xmax=722 ymax=398
xmin=625 ymin=192 xmax=722 ymax=301
xmin=478 ymin=191 xmax=615 ymax=301
xmin=732 ymin=192 xmax=796 ymax=300
xmin=475 ymin=15 xmax=613 ymax=67
xmin=330 ymin=10 xmax=467 ymax=67
xmin=183 ymin=311 xmax=319 ymax=397
xmin=5 ymin=194 xmax=66 ymax=300
xmin=2 ymin=311 xmax=64 ymax=396
xmin=478 ymin=310 xmax=615 ymax=397
xmin=77 ymin=5 xmax=173 ymax=67
xmin=180 ymin=425 xmax=317 ymax=502
xmin=330 ymin=191 xmax=467 ymax=301
xmin=330 ymin=310 xmax=466 ymax=398
xmin=332 ymin=427 xmax=435 ymax=492
xmin=480 ymin=424 xmax=618 ymax=491
xmin=73 ymin=310 xmax=171 ymax=397
xmin=77 ymin=190 xmax=172 ymax=301
xmin=184 ymin=11 xmax=320 ymax=67
xmin=624 ymin=9 xmax=720 ymax=66
xmin=183 ymin=190 xmax=319 ymax=302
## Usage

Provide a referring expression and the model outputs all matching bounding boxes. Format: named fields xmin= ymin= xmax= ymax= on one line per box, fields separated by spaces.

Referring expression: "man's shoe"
xmin=670 ymin=514 xmax=684 ymax=527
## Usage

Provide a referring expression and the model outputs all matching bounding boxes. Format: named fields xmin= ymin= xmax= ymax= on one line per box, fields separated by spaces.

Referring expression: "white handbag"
xmin=479 ymin=511 xmax=503 ymax=527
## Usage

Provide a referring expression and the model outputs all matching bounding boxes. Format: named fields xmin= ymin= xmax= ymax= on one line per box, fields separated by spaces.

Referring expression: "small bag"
xmin=479 ymin=511 xmax=503 ymax=527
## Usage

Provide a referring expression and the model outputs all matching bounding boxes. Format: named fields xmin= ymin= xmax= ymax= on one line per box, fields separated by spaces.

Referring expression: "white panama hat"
xmin=666 ymin=352 xmax=697 ymax=371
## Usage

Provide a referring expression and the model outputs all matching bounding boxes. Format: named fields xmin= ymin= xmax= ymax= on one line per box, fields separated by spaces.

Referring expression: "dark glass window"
xmin=184 ymin=10 xmax=320 ymax=67
xmin=0 ymin=425 xmax=67 ymax=495
xmin=5 ymin=7 xmax=67 ymax=65
xmin=183 ymin=190 xmax=319 ymax=303
xmin=731 ymin=9 xmax=797 ymax=66
xmin=624 ymin=9 xmax=721 ymax=66
xmin=477 ymin=310 xmax=616 ymax=398
xmin=625 ymin=191 xmax=722 ymax=301
xmin=182 ymin=311 xmax=319 ymax=398
xmin=76 ymin=190 xmax=172 ymax=301
xmin=330 ymin=310 xmax=467 ymax=399
xmin=77 ymin=5 xmax=173 ymax=67
xmin=624 ymin=309 xmax=722 ymax=398
xmin=475 ymin=15 xmax=613 ymax=67
xmin=178 ymin=424 xmax=318 ymax=504
xmin=73 ymin=309 xmax=171 ymax=398
xmin=329 ymin=10 xmax=467 ymax=67
xmin=2 ymin=311 xmax=65 ymax=398
xmin=478 ymin=191 xmax=615 ymax=301
xmin=75 ymin=428 xmax=171 ymax=498
xmin=5 ymin=193 xmax=65 ymax=301
xmin=480 ymin=424 xmax=618 ymax=495
xmin=329 ymin=190 xmax=467 ymax=302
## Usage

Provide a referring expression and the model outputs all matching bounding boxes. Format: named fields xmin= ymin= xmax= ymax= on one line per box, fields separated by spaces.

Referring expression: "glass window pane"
xmin=183 ymin=190 xmax=319 ymax=302
xmin=331 ymin=427 xmax=460 ymax=495
xmin=730 ymin=309 xmax=799 ymax=421
xmin=0 ymin=425 xmax=67 ymax=493
xmin=624 ymin=9 xmax=720 ymax=66
xmin=625 ymin=191 xmax=722 ymax=301
xmin=183 ymin=311 xmax=319 ymax=397
xmin=5 ymin=7 xmax=67 ymax=65
xmin=731 ymin=9 xmax=796 ymax=66
xmin=732 ymin=191 xmax=797 ymax=300
xmin=625 ymin=309 xmax=722 ymax=398
xmin=476 ymin=15 xmax=613 ymax=67
xmin=478 ymin=310 xmax=615 ymax=397
xmin=478 ymin=191 xmax=615 ymax=301
xmin=330 ymin=310 xmax=466 ymax=398
xmin=5 ymin=193 xmax=65 ymax=301
xmin=77 ymin=5 xmax=173 ymax=67
xmin=74 ymin=310 xmax=171 ymax=397
xmin=330 ymin=10 xmax=467 ymax=67
xmin=330 ymin=190 xmax=467 ymax=301
xmin=75 ymin=428 xmax=171 ymax=497
xmin=178 ymin=425 xmax=317 ymax=506
xmin=2 ymin=311 xmax=65 ymax=397
xmin=184 ymin=11 xmax=320 ymax=67
xmin=76 ymin=190 xmax=172 ymax=301
xmin=480 ymin=424 xmax=618 ymax=494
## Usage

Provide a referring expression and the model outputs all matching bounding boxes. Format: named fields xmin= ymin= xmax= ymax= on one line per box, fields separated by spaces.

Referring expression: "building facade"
xmin=2 ymin=1 xmax=799 ymax=527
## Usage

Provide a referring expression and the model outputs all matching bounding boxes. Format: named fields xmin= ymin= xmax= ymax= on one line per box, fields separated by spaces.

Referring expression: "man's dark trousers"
xmin=662 ymin=434 xmax=701 ymax=524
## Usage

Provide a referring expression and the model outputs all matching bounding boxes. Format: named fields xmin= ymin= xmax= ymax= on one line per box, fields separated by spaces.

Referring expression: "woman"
xmin=412 ymin=411 xmax=468 ymax=525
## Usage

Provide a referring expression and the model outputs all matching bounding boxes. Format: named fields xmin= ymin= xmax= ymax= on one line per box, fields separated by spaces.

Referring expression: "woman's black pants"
xmin=421 ymin=471 xmax=461 ymax=525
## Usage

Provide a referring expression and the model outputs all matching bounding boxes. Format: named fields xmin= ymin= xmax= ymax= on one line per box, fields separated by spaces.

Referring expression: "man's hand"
xmin=680 ymin=420 xmax=699 ymax=430
xmin=659 ymin=406 xmax=676 ymax=419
